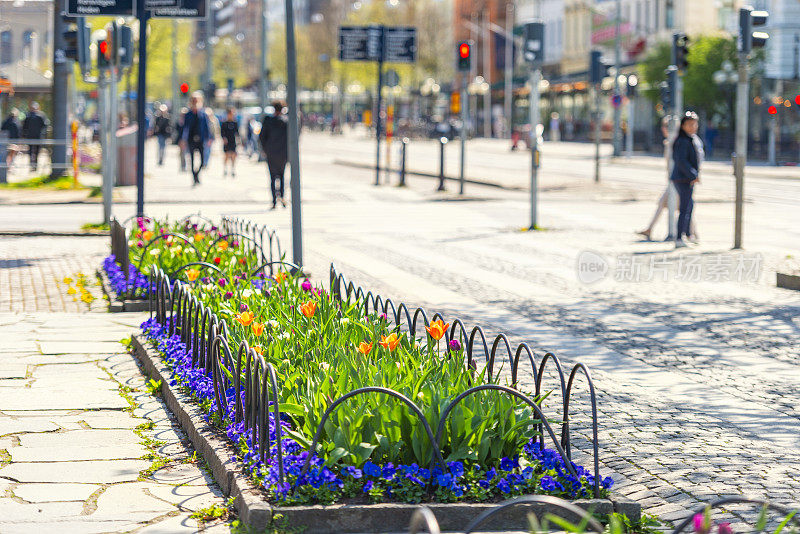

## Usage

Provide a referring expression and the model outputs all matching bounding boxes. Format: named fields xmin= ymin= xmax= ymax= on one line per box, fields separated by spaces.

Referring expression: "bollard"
xmin=437 ymin=136 xmax=448 ymax=191
xmin=399 ymin=137 xmax=408 ymax=187
xmin=0 ymin=131 xmax=7 ymax=184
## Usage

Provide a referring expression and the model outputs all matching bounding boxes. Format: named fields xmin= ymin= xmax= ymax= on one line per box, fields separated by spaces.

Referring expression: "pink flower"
xmin=136 ymin=241 xmax=144 ymax=248
xmin=239 ymin=303 xmax=249 ymax=312
xmin=718 ymin=524 xmax=733 ymax=534
xmin=301 ymin=279 xmax=313 ymax=292
xmin=224 ymin=291 xmax=233 ymax=300
xmin=694 ymin=514 xmax=710 ymax=534
xmin=218 ymin=278 xmax=227 ymax=288
xmin=448 ymin=339 xmax=461 ymax=351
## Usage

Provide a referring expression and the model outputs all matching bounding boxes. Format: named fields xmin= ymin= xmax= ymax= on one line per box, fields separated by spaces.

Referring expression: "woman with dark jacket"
xmin=670 ymin=111 xmax=703 ymax=249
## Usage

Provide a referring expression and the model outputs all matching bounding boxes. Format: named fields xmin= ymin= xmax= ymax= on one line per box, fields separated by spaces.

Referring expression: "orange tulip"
xmin=218 ymin=240 xmax=229 ymax=251
xmin=425 ymin=319 xmax=450 ymax=341
xmin=251 ymin=322 xmax=265 ymax=336
xmin=274 ymin=272 xmax=288 ymax=284
xmin=253 ymin=345 xmax=263 ymax=355
xmin=299 ymin=301 xmax=317 ymax=318
xmin=357 ymin=341 xmax=373 ymax=355
xmin=379 ymin=333 xmax=401 ymax=352
xmin=235 ymin=311 xmax=255 ymax=326
xmin=194 ymin=232 xmax=204 ymax=242
xmin=186 ymin=268 xmax=200 ymax=282
xmin=142 ymin=230 xmax=154 ymax=241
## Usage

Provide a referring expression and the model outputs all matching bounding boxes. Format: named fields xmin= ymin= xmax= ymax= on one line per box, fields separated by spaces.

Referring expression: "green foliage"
xmin=190 ymin=502 xmax=230 ymax=522
xmin=146 ymin=378 xmax=163 ymax=397
xmin=0 ymin=174 xmax=83 ymax=190
xmin=81 ymin=221 xmax=110 ymax=231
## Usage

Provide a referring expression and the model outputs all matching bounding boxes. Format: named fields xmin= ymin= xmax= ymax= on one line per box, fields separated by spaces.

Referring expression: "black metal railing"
xmin=144 ymin=251 xmax=605 ymax=497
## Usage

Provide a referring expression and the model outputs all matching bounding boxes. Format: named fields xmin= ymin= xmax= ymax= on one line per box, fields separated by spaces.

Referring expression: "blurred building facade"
xmin=0 ymin=0 xmax=53 ymax=106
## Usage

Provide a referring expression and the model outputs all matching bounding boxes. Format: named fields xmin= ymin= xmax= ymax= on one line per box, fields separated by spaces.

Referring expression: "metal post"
xmin=99 ymin=69 xmax=112 ymax=223
xmin=482 ymin=10 xmax=492 ymax=138
xmin=0 ymin=132 xmax=7 ymax=183
xmin=109 ymin=68 xmax=119 ymax=188
xmin=593 ymin=84 xmax=601 ymax=182
xmin=375 ymin=54 xmax=384 ymax=186
xmin=399 ymin=137 xmax=407 ymax=186
xmin=171 ymin=20 xmax=178 ymax=110
xmin=52 ymin=10 xmax=69 ymax=179
xmin=626 ymin=90 xmax=634 ymax=157
xmin=285 ymin=0 xmax=303 ymax=266
xmin=135 ymin=3 xmax=148 ymax=217
xmin=529 ymin=68 xmax=541 ymax=230
xmin=459 ymin=84 xmax=467 ymax=194
xmin=504 ymin=2 xmax=513 ymax=139
xmin=733 ymin=53 xmax=748 ymax=249
xmin=205 ymin=2 xmax=214 ymax=97
xmin=437 ymin=137 xmax=447 ymax=191
xmin=611 ymin=0 xmax=622 ymax=157
xmin=768 ymin=79 xmax=781 ymax=166
xmin=260 ymin=0 xmax=269 ymax=107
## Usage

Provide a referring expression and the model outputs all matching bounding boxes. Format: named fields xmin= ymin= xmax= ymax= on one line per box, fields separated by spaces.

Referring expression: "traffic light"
xmin=97 ymin=39 xmax=111 ymax=70
xmin=660 ymin=65 xmax=678 ymax=112
xmin=180 ymin=82 xmax=189 ymax=95
xmin=457 ymin=41 xmax=471 ymax=72
xmin=117 ymin=25 xmax=133 ymax=68
xmin=523 ymin=22 xmax=545 ymax=67
xmin=673 ymin=33 xmax=690 ymax=71
xmin=450 ymin=91 xmax=461 ymax=114
xmin=589 ymin=50 xmax=610 ymax=84
xmin=106 ymin=22 xmax=118 ymax=66
xmin=63 ymin=17 xmax=90 ymax=73
xmin=738 ymin=6 xmax=769 ymax=55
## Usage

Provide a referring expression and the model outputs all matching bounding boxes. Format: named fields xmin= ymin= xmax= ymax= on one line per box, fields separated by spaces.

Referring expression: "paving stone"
xmin=0 ymin=365 xmax=28 ymax=379
xmin=0 ymin=417 xmax=60 ymax=435
xmin=0 ymin=460 xmax=150 ymax=483
xmin=0 ymin=499 xmax=85 ymax=521
xmin=136 ymin=513 xmax=205 ymax=533
xmin=13 ymin=483 xmax=100 ymax=502
xmin=148 ymin=464 xmax=216 ymax=486
xmin=0 ymin=520 xmax=142 ymax=532
xmin=78 ymin=412 xmax=148 ymax=430
xmin=37 ymin=341 xmax=126 ymax=355
xmin=0 ymin=387 xmax=128 ymax=411
xmin=92 ymin=482 xmax=177 ymax=516
xmin=146 ymin=482 xmax=225 ymax=511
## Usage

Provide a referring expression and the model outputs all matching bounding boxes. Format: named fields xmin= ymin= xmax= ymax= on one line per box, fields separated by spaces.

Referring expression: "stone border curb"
xmin=131 ymin=334 xmax=640 ymax=533
xmin=97 ymin=267 xmax=151 ymax=312
xmin=0 ymin=230 xmax=110 ymax=237
xmin=777 ymin=272 xmax=800 ymax=291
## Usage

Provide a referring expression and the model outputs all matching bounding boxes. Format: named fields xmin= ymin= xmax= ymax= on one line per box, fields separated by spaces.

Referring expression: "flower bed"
xmin=139 ymin=240 xmax=613 ymax=509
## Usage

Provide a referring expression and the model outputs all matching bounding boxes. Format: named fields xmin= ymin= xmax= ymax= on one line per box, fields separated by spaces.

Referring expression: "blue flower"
xmin=436 ymin=473 xmax=453 ymax=487
xmin=447 ymin=461 xmax=465 ymax=479
xmin=478 ymin=479 xmax=490 ymax=489
xmin=485 ymin=467 xmax=497 ymax=481
xmin=363 ymin=480 xmax=374 ymax=492
xmin=540 ymin=475 xmax=564 ymax=493
xmin=500 ymin=456 xmax=518 ymax=471
xmin=381 ymin=463 xmax=396 ymax=481
xmin=363 ymin=461 xmax=381 ymax=478
xmin=602 ymin=476 xmax=614 ymax=489
xmin=497 ymin=479 xmax=511 ymax=493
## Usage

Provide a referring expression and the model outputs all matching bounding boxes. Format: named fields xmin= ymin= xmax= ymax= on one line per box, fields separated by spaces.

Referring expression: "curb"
xmin=96 ymin=268 xmax=151 ymax=313
xmin=131 ymin=334 xmax=640 ymax=533
xmin=0 ymin=230 xmax=110 ymax=237
xmin=777 ymin=272 xmax=800 ymax=291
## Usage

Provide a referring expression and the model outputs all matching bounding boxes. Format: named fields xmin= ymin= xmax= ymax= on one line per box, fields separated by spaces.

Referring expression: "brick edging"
xmin=131 ymin=334 xmax=640 ymax=533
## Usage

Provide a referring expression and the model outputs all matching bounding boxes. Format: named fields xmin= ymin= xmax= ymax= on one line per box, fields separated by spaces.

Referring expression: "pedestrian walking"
xmin=179 ymin=92 xmax=213 ymax=186
xmin=1 ymin=109 xmax=21 ymax=167
xmin=637 ymin=116 xmax=698 ymax=242
xmin=174 ymin=107 xmax=188 ymax=172
xmin=670 ymin=111 xmax=703 ymax=249
xmin=259 ymin=100 xmax=289 ymax=209
xmin=153 ymin=104 xmax=172 ymax=166
xmin=21 ymin=102 xmax=48 ymax=172
xmin=203 ymin=107 xmax=220 ymax=167
xmin=220 ymin=108 xmax=239 ymax=178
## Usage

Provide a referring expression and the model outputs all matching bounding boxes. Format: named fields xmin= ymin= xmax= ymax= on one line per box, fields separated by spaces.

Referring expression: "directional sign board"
xmin=384 ymin=27 xmax=416 ymax=63
xmin=339 ymin=25 xmax=416 ymax=63
xmin=150 ymin=0 xmax=206 ymax=18
xmin=339 ymin=26 xmax=371 ymax=61
xmin=66 ymin=0 xmax=133 ymax=16
xmin=145 ymin=0 xmax=178 ymax=9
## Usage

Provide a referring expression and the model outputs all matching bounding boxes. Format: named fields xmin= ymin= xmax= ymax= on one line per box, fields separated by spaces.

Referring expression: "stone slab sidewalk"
xmin=0 ymin=311 xmax=231 ymax=532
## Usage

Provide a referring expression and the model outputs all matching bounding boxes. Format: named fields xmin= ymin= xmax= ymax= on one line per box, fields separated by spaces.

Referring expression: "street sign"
xmin=339 ymin=26 xmax=371 ymax=61
xmin=385 ymin=69 xmax=400 ymax=87
xmin=145 ymin=0 xmax=178 ymax=9
xmin=65 ymin=0 xmax=133 ymax=17
xmin=384 ymin=26 xmax=416 ymax=63
xmin=338 ymin=25 xmax=416 ymax=63
xmin=150 ymin=0 xmax=206 ymax=18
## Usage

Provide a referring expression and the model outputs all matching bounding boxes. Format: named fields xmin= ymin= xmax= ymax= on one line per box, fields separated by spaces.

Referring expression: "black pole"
xmin=374 ymin=56 xmax=383 ymax=186
xmin=399 ymin=137 xmax=407 ymax=186
xmin=51 ymin=11 xmax=69 ymax=179
xmin=437 ymin=136 xmax=447 ymax=191
xmin=135 ymin=4 xmax=148 ymax=218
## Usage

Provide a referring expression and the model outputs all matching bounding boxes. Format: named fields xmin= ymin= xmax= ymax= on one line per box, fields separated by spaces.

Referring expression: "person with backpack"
xmin=179 ymin=92 xmax=213 ymax=186
xmin=259 ymin=101 xmax=289 ymax=209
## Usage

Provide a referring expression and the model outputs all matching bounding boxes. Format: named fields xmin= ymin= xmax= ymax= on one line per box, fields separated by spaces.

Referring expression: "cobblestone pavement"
xmin=2 ymin=134 xmax=799 ymax=529
xmin=0 ymin=241 xmax=230 ymax=532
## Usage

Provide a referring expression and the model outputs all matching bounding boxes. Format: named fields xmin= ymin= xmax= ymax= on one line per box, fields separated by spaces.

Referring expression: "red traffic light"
xmin=768 ymin=105 xmax=777 ymax=115
xmin=459 ymin=42 xmax=470 ymax=59
xmin=99 ymin=40 xmax=109 ymax=58
xmin=180 ymin=83 xmax=189 ymax=94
